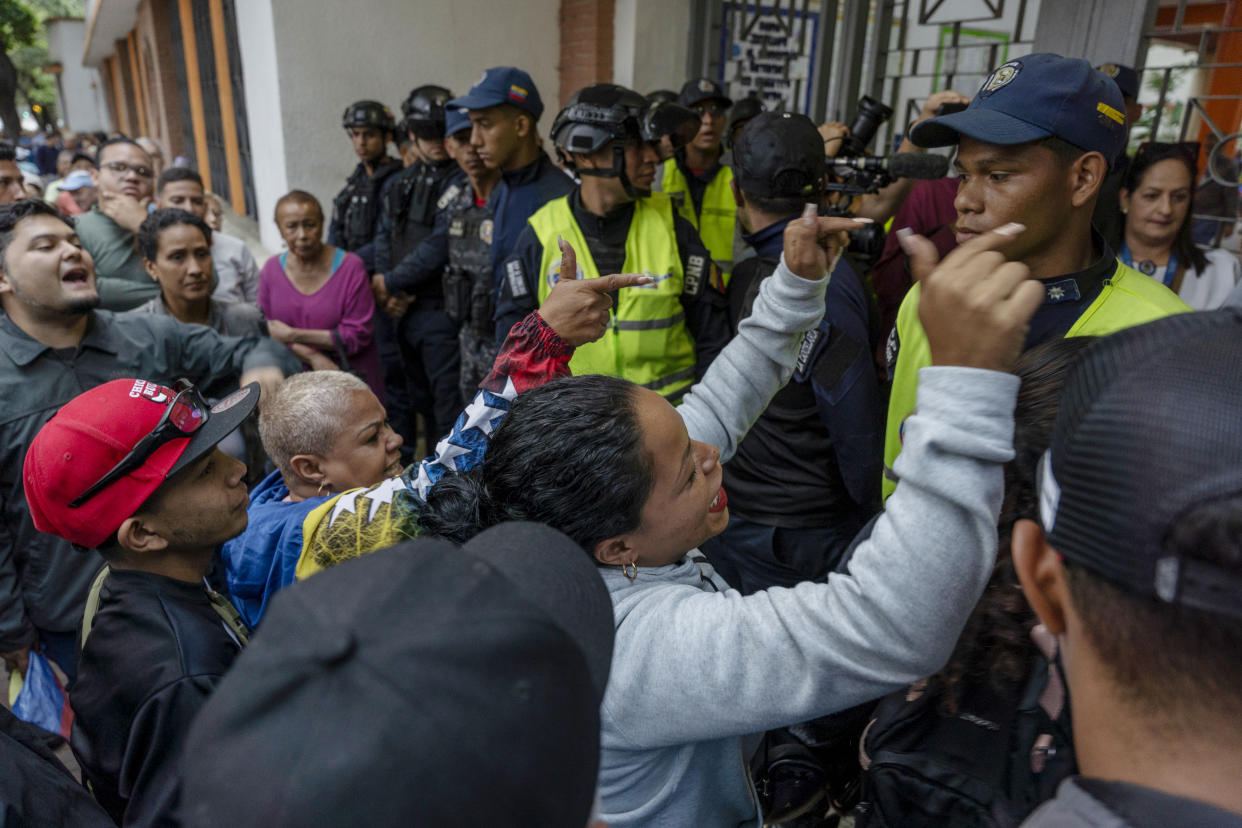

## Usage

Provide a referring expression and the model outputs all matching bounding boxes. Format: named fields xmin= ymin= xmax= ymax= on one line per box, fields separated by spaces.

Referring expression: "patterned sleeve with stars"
xmin=293 ymin=312 xmax=573 ymax=579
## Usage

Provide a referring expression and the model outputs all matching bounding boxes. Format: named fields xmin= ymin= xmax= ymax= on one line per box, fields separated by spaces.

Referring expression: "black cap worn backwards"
xmin=731 ymin=110 xmax=826 ymax=199
xmin=1040 ymin=309 xmax=1242 ymax=619
xmin=179 ymin=522 xmax=615 ymax=828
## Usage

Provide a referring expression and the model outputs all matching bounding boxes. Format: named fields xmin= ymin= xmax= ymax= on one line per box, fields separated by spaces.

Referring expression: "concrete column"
xmin=613 ymin=0 xmax=693 ymax=94
xmin=233 ymin=0 xmax=288 ymax=253
xmin=1032 ymin=0 xmax=1159 ymax=66
xmin=234 ymin=0 xmax=561 ymax=255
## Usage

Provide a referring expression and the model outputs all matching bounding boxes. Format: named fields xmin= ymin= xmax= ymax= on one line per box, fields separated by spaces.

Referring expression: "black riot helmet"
xmin=640 ymin=100 xmax=700 ymax=161
xmin=725 ymin=95 xmax=766 ymax=148
xmin=402 ymin=85 xmax=453 ymax=140
xmin=342 ymin=100 xmax=396 ymax=135
xmin=552 ymin=83 xmax=650 ymax=196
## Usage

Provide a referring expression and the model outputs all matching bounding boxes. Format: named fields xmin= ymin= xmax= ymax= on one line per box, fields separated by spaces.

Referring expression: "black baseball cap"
xmin=732 ymin=111 xmax=825 ymax=199
xmin=179 ymin=522 xmax=613 ymax=827
xmin=679 ymin=77 xmax=733 ymax=109
xmin=1096 ymin=62 xmax=1140 ymax=101
xmin=1039 ymin=309 xmax=1242 ymax=619
xmin=911 ymin=53 xmax=1127 ymax=166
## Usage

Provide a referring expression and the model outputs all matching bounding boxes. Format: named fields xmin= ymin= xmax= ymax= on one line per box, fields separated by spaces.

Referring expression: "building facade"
xmin=80 ymin=0 xmax=1239 ymax=253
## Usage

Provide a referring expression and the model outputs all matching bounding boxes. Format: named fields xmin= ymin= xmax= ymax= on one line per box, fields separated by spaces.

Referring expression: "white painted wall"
xmin=46 ymin=19 xmax=110 ymax=133
xmin=234 ymin=0 xmax=289 ymax=253
xmin=614 ymin=0 xmax=693 ymax=95
xmin=237 ymin=0 xmax=560 ymax=254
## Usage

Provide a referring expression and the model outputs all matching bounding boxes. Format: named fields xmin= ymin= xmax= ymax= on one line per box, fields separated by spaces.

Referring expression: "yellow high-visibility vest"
xmin=532 ymin=194 xmax=697 ymax=400
xmin=657 ymin=158 xmax=737 ymax=282
xmin=881 ymin=262 xmax=1191 ymax=500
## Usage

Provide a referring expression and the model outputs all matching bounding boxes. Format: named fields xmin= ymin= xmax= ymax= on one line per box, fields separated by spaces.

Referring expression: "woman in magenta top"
xmin=258 ymin=190 xmax=385 ymax=401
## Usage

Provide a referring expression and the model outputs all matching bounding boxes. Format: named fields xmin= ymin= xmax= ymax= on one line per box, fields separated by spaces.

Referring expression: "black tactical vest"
xmin=443 ymin=185 xmax=495 ymax=337
xmin=386 ymin=158 xmax=459 ymax=266
xmin=332 ymin=157 xmax=402 ymax=252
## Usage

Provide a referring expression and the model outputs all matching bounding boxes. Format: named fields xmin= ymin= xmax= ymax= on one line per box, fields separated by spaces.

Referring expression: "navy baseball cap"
xmin=445 ymin=108 xmax=471 ymax=138
xmin=911 ymin=53 xmax=1127 ymax=165
xmin=1096 ymin=62 xmax=1140 ymax=100
xmin=447 ymin=67 xmax=544 ymax=119
xmin=679 ymin=77 xmax=733 ymax=109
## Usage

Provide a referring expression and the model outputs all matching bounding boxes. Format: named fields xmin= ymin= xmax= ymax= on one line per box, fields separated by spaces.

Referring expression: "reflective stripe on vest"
xmin=879 ymin=262 xmax=1192 ymax=501
xmin=657 ymin=158 xmax=737 ymax=280
xmin=531 ymin=194 xmax=697 ymax=400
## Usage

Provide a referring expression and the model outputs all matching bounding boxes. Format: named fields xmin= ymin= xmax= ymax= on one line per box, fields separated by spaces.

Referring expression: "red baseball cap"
xmin=23 ymin=378 xmax=258 ymax=549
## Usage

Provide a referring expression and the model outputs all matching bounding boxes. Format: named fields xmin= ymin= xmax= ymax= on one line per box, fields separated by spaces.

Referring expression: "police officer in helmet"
xmin=701 ymin=111 xmax=882 ymax=592
xmin=330 ymin=100 xmax=403 ymax=274
xmin=654 ymin=78 xmax=739 ymax=279
xmin=497 ymin=82 xmax=730 ymax=402
xmin=373 ymin=84 xmax=466 ymax=445
xmin=442 ymin=108 xmax=501 ymax=402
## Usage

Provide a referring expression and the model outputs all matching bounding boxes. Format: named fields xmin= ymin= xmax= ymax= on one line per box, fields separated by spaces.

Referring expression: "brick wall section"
xmin=559 ymin=0 xmax=615 ymax=108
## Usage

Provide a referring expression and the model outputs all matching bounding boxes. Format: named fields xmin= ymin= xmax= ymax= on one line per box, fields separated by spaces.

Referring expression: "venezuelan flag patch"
xmin=509 ymin=85 xmax=529 ymax=103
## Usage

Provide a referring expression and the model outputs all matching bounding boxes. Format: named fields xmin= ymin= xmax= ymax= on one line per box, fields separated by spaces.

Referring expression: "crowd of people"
xmin=0 ymin=51 xmax=1239 ymax=828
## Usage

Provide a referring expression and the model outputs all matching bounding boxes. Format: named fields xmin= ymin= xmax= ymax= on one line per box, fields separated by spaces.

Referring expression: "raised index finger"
xmin=936 ymin=222 xmax=1025 ymax=272
xmin=588 ymin=272 xmax=654 ymax=292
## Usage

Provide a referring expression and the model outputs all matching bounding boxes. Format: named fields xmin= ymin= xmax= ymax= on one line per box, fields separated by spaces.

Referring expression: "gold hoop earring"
xmin=623 ymin=561 xmax=638 ymax=581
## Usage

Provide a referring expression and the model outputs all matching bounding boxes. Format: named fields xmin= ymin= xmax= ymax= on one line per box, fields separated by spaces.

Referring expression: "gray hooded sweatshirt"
xmin=593 ymin=257 xmax=1019 ymax=827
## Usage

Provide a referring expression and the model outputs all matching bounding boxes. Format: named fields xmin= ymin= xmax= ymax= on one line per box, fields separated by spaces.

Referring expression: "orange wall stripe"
xmin=177 ymin=0 xmax=212 ymax=191
xmin=126 ymin=31 xmax=148 ymax=136
xmin=208 ymin=0 xmax=245 ymax=215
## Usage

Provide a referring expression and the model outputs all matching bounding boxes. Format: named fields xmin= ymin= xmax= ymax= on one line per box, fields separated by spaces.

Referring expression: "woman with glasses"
xmin=1121 ymin=141 xmax=1240 ymax=309
xmin=258 ymin=189 xmax=385 ymax=401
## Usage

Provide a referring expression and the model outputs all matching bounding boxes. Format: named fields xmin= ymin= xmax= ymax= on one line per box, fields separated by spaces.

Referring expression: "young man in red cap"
xmin=23 ymin=377 xmax=258 ymax=826
xmin=0 ymin=199 xmax=290 ymax=687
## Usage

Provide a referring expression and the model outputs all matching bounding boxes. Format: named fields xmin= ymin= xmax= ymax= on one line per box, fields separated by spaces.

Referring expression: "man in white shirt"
xmin=154 ymin=166 xmax=260 ymax=305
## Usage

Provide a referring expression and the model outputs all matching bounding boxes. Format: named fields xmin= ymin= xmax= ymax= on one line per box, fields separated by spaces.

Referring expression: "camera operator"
xmin=701 ymin=111 xmax=882 ymax=592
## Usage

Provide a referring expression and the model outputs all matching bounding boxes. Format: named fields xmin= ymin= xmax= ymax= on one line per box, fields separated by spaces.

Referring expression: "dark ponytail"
xmin=418 ymin=375 xmax=655 ymax=557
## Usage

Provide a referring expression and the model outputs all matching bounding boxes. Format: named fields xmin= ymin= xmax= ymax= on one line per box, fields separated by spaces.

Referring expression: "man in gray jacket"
xmin=1016 ymin=309 xmax=1242 ymax=827
xmin=0 ymin=199 xmax=293 ymax=682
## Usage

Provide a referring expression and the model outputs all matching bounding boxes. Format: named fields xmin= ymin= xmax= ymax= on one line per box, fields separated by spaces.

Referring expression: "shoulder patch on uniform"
xmin=684 ymin=255 xmax=705 ymax=295
xmin=795 ymin=328 xmax=821 ymax=375
xmin=437 ymin=184 xmax=462 ymax=211
xmin=884 ymin=325 xmax=900 ymax=380
xmin=506 ymin=259 xmax=529 ymax=298
xmin=480 ymin=219 xmax=493 ymax=245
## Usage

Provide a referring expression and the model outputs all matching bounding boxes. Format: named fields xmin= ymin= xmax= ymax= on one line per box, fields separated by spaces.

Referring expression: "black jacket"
xmin=0 ymin=705 xmax=113 ymax=827
xmin=70 ymin=569 xmax=244 ymax=826
xmin=0 ymin=310 xmax=295 ymax=651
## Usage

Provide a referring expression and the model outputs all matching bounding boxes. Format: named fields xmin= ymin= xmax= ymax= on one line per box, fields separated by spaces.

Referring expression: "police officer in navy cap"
xmin=441 ymin=107 xmax=502 ymax=402
xmin=446 ymin=67 xmax=574 ymax=346
xmin=883 ymin=53 xmax=1189 ymax=503
xmin=330 ymin=101 xmax=403 ymax=274
xmin=1093 ymin=62 xmax=1144 ymax=248
xmin=372 ymin=84 xmax=466 ymax=447
xmin=701 ymin=111 xmax=882 ymax=591
xmin=654 ymin=77 xmax=739 ymax=278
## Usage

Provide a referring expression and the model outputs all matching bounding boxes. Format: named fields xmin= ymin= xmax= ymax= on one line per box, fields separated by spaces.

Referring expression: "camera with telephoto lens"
xmin=838 ymin=95 xmax=894 ymax=159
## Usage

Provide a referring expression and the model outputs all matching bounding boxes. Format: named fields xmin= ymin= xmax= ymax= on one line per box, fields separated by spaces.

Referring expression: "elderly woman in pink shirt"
xmin=258 ymin=190 xmax=385 ymax=400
